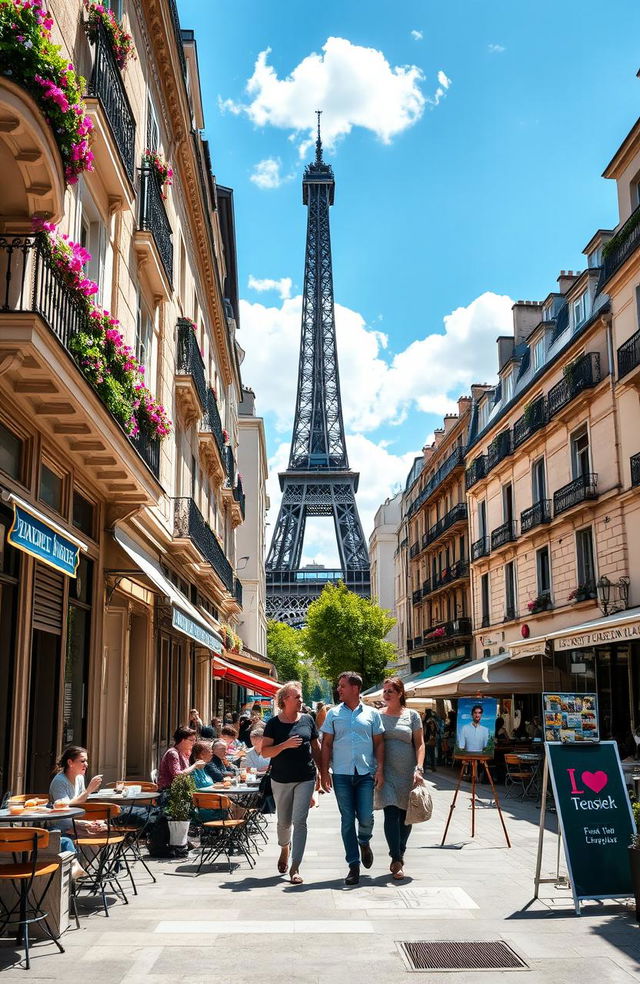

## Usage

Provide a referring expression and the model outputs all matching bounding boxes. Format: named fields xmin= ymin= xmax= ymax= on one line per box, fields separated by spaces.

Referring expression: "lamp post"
xmin=596 ymin=575 xmax=611 ymax=616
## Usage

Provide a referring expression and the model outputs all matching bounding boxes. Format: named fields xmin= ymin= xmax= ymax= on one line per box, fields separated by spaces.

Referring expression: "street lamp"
xmin=596 ymin=575 xmax=611 ymax=615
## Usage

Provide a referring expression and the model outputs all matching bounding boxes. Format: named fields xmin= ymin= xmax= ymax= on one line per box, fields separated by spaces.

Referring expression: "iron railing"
xmin=139 ymin=164 xmax=173 ymax=285
xmin=233 ymin=476 xmax=246 ymax=519
xmin=266 ymin=569 xmax=370 ymax=597
xmin=87 ymin=19 xmax=136 ymax=180
xmin=234 ymin=577 xmax=243 ymax=607
xmin=465 ymin=455 xmax=487 ymax=490
xmin=486 ymin=429 xmax=512 ymax=471
xmin=432 ymin=561 xmax=469 ymax=590
xmin=409 ymin=541 xmax=420 ymax=558
xmin=407 ymin=446 xmax=464 ymax=517
xmin=632 ymin=453 xmax=640 ymax=487
xmin=618 ymin=327 xmax=640 ymax=380
xmin=424 ymin=502 xmax=467 ymax=547
xmin=423 ymin=617 xmax=473 ymax=645
xmin=130 ymin=430 xmax=160 ymax=478
xmin=471 ymin=536 xmax=489 ymax=561
xmin=547 ymin=353 xmax=600 ymax=417
xmin=412 ymin=589 xmax=422 ymax=605
xmin=553 ymin=473 xmax=598 ymax=515
xmin=601 ymin=202 xmax=640 ymax=286
xmin=200 ymin=388 xmax=225 ymax=456
xmin=413 ymin=635 xmax=423 ymax=649
xmin=176 ymin=319 xmax=207 ymax=409
xmin=173 ymin=497 xmax=233 ymax=592
xmin=520 ymin=499 xmax=552 ymax=533
xmin=224 ymin=445 xmax=235 ymax=485
xmin=513 ymin=396 xmax=547 ymax=448
xmin=167 ymin=0 xmax=188 ymax=79
xmin=491 ymin=520 xmax=518 ymax=551
xmin=422 ymin=578 xmax=431 ymax=596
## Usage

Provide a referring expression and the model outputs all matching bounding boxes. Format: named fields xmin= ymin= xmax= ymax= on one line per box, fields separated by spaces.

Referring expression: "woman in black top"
xmin=262 ymin=681 xmax=321 ymax=885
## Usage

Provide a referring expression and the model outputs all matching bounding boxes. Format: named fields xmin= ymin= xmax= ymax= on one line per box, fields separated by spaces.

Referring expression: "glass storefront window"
xmin=39 ymin=464 xmax=63 ymax=513
xmin=63 ymin=557 xmax=93 ymax=748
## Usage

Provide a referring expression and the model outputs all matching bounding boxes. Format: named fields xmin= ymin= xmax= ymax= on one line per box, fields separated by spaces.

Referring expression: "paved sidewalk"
xmin=1 ymin=771 xmax=639 ymax=982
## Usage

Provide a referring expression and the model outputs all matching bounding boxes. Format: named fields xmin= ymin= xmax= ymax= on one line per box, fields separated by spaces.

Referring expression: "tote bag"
xmin=405 ymin=779 xmax=433 ymax=824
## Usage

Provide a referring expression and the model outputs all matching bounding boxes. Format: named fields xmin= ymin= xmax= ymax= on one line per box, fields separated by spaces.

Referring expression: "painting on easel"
xmin=454 ymin=697 xmax=498 ymax=759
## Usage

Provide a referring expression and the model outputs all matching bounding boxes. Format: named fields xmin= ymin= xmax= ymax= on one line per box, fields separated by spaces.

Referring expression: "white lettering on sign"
xmin=16 ymin=516 xmax=52 ymax=553
xmin=52 ymin=534 xmax=76 ymax=568
xmin=556 ymin=622 xmax=640 ymax=650
xmin=571 ymin=795 xmax=617 ymax=811
xmin=583 ymin=825 xmax=617 ymax=845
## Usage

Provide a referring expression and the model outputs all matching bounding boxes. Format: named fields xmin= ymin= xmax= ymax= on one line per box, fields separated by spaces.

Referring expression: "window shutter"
xmin=32 ymin=562 xmax=65 ymax=635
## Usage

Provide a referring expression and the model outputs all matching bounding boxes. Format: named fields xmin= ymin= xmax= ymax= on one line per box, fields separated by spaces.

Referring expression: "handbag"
xmin=405 ymin=779 xmax=433 ymax=824
xmin=257 ymin=767 xmax=275 ymax=814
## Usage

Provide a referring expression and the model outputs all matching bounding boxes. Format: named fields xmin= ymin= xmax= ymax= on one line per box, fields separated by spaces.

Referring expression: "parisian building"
xmin=0 ymin=0 xmax=273 ymax=795
xmin=368 ymin=491 xmax=402 ymax=664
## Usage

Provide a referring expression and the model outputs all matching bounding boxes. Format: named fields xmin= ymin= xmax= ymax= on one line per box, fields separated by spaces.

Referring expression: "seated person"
xmin=495 ymin=717 xmax=510 ymax=741
xmin=244 ymin=728 xmax=270 ymax=772
xmin=157 ymin=726 xmax=205 ymax=792
xmin=220 ymin=725 xmax=246 ymax=761
xmin=49 ymin=745 xmax=107 ymax=879
xmin=204 ymin=740 xmax=239 ymax=784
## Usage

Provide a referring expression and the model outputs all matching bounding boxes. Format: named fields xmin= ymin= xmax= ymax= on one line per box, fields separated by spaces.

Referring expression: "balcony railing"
xmin=224 ymin=445 xmax=235 ymax=485
xmin=173 ymin=497 xmax=233 ymax=592
xmin=413 ymin=635 xmax=423 ymax=649
xmin=465 ymin=455 xmax=487 ymax=490
xmin=471 ymin=536 xmax=489 ymax=561
xmin=431 ymin=561 xmax=469 ymax=591
xmin=553 ymin=473 xmax=598 ymax=515
xmin=632 ymin=453 xmax=640 ymax=487
xmin=87 ymin=19 xmax=136 ymax=180
xmin=547 ymin=353 xmax=600 ymax=418
xmin=412 ymin=589 xmax=422 ymax=605
xmin=422 ymin=578 xmax=431 ymax=596
xmin=425 ymin=502 xmax=467 ymax=547
xmin=233 ymin=476 xmax=246 ymax=520
xmin=601 ymin=202 xmax=640 ymax=287
xmin=406 ymin=638 xmax=414 ymax=653
xmin=422 ymin=617 xmax=473 ymax=645
xmin=520 ymin=499 xmax=552 ymax=533
xmin=618 ymin=327 xmax=640 ymax=380
xmin=139 ymin=164 xmax=173 ymax=285
xmin=421 ymin=531 xmax=429 ymax=550
xmin=234 ymin=577 xmax=243 ymax=607
xmin=407 ymin=445 xmax=465 ymax=517
xmin=491 ymin=520 xmax=518 ymax=551
xmin=486 ymin=429 xmax=512 ymax=471
xmin=200 ymin=389 xmax=225 ymax=456
xmin=168 ymin=0 xmax=188 ymax=79
xmin=409 ymin=542 xmax=420 ymax=559
xmin=0 ymin=235 xmax=159 ymax=476
xmin=513 ymin=397 xmax=547 ymax=448
xmin=176 ymin=320 xmax=207 ymax=409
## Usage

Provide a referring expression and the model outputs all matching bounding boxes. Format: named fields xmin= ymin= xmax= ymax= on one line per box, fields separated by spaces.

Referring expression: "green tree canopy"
xmin=303 ymin=582 xmax=396 ymax=690
xmin=266 ymin=620 xmax=305 ymax=683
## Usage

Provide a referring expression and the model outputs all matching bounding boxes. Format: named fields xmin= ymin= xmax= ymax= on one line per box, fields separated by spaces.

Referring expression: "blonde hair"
xmin=276 ymin=680 xmax=302 ymax=710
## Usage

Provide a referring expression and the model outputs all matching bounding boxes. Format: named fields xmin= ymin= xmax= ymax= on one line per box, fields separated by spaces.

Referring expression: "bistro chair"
xmin=192 ymin=793 xmax=254 ymax=875
xmin=504 ymin=754 xmax=534 ymax=799
xmin=104 ymin=783 xmax=158 ymax=892
xmin=71 ymin=802 xmax=128 ymax=917
xmin=0 ymin=827 xmax=64 ymax=970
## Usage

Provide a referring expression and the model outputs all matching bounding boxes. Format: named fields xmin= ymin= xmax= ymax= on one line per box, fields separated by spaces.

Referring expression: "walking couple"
xmin=261 ymin=671 xmax=425 ymax=885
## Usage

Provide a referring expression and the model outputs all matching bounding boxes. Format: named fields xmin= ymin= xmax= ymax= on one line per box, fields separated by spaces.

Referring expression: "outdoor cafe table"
xmin=0 ymin=807 xmax=85 ymax=824
xmin=88 ymin=791 xmax=158 ymax=805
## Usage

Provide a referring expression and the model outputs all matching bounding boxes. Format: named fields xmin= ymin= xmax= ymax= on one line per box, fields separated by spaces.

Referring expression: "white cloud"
xmin=247 ymin=275 xmax=292 ymax=300
xmin=488 ymin=43 xmax=506 ymax=53
xmin=249 ymin=158 xmax=293 ymax=189
xmin=410 ymin=30 xmax=423 ymax=41
xmin=221 ymin=38 xmax=450 ymax=156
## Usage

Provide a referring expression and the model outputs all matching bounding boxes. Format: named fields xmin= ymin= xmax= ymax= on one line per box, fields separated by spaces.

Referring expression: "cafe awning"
xmin=407 ymin=652 xmax=550 ymax=699
xmin=362 ymin=658 xmax=467 ymax=705
xmin=113 ymin=527 xmax=223 ymax=653
xmin=212 ymin=654 xmax=279 ymax=697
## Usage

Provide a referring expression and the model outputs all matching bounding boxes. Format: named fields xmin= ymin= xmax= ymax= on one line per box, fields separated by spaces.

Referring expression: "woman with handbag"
xmin=374 ymin=677 xmax=425 ymax=880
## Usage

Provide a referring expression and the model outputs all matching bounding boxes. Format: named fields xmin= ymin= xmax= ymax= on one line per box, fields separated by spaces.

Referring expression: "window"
xmin=104 ymin=0 xmax=123 ymax=16
xmin=571 ymin=426 xmax=590 ymax=480
xmin=39 ymin=464 xmax=63 ymax=513
xmin=532 ymin=337 xmax=545 ymax=371
xmin=0 ymin=420 xmax=23 ymax=480
xmin=505 ymin=561 xmax=516 ymax=620
xmin=502 ymin=483 xmax=514 ymax=524
xmin=532 ymin=457 xmax=546 ymax=504
xmin=587 ymin=247 xmax=601 ymax=269
xmin=478 ymin=400 xmax=489 ymax=431
xmin=64 ymin=556 xmax=93 ymax=746
xmin=477 ymin=500 xmax=487 ymax=545
xmin=73 ymin=490 xmax=95 ymax=538
xmin=79 ymin=194 xmax=108 ymax=306
xmin=536 ymin=546 xmax=551 ymax=596
xmin=136 ymin=296 xmax=153 ymax=373
xmin=503 ymin=371 xmax=513 ymax=402
xmin=570 ymin=291 xmax=589 ymax=331
xmin=576 ymin=527 xmax=596 ymax=590
xmin=146 ymin=94 xmax=160 ymax=152
xmin=481 ymin=574 xmax=490 ymax=627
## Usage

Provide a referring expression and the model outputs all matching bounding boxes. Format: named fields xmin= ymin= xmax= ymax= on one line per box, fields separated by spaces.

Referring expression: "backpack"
xmin=146 ymin=814 xmax=172 ymax=857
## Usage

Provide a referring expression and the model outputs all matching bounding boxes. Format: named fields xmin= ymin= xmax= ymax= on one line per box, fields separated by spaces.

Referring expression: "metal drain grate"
xmin=397 ymin=940 xmax=528 ymax=972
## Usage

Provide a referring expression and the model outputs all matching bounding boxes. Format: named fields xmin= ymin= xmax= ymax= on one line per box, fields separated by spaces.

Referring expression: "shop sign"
xmin=511 ymin=640 xmax=546 ymax=659
xmin=8 ymin=502 xmax=80 ymax=577
xmin=546 ymin=741 xmax=635 ymax=905
xmin=555 ymin=621 xmax=640 ymax=651
xmin=172 ymin=607 xmax=223 ymax=654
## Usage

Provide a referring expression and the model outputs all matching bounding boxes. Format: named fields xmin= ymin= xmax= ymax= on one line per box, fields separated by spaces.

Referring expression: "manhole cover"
xmin=397 ymin=940 xmax=528 ymax=972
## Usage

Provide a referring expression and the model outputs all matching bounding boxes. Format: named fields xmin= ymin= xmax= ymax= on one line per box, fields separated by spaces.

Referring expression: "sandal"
xmin=390 ymin=860 xmax=403 ymax=875
xmin=277 ymin=845 xmax=290 ymax=874
xmin=290 ymin=869 xmax=303 ymax=885
xmin=392 ymin=865 xmax=405 ymax=880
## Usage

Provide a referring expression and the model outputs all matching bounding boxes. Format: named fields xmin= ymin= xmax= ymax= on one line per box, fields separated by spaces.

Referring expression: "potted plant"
xmin=165 ymin=774 xmax=194 ymax=848
xmin=629 ymin=801 xmax=640 ymax=922
xmin=528 ymin=592 xmax=551 ymax=614
xmin=568 ymin=583 xmax=595 ymax=603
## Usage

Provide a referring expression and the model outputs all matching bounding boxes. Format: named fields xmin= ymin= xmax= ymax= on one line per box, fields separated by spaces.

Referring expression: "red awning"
xmin=212 ymin=654 xmax=279 ymax=696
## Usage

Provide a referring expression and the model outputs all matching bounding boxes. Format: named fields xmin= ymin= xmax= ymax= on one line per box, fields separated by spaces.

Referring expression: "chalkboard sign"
xmin=546 ymin=741 xmax=635 ymax=907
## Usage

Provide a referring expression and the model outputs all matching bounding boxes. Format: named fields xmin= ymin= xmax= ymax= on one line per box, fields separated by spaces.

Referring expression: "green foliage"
xmin=267 ymin=620 xmax=306 ymax=683
xmin=165 ymin=773 xmax=195 ymax=821
xmin=303 ymin=582 xmax=396 ymax=690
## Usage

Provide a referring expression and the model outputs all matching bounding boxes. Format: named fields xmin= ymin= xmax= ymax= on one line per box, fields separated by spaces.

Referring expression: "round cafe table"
xmin=88 ymin=791 xmax=157 ymax=805
xmin=0 ymin=807 xmax=85 ymax=824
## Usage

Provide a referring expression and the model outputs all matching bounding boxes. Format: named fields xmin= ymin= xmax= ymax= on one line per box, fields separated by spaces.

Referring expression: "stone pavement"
xmin=1 ymin=770 xmax=639 ymax=982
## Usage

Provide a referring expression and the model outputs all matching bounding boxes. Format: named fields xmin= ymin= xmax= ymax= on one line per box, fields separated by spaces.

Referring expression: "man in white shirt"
xmin=458 ymin=704 xmax=490 ymax=754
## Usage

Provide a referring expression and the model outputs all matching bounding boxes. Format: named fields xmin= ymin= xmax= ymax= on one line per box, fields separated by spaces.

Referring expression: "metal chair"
xmin=0 ymin=827 xmax=64 ymax=970
xmin=192 ymin=793 xmax=254 ymax=875
xmin=504 ymin=754 xmax=534 ymax=798
xmin=104 ymin=783 xmax=158 ymax=892
xmin=72 ymin=802 xmax=128 ymax=916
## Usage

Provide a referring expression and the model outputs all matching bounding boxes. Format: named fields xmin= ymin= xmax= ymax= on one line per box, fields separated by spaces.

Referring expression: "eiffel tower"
xmin=266 ymin=113 xmax=370 ymax=627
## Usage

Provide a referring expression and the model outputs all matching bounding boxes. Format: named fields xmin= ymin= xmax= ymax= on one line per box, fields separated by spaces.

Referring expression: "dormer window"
xmin=587 ymin=247 xmax=602 ymax=269
xmin=532 ymin=336 xmax=545 ymax=372
xmin=503 ymin=371 xmax=513 ymax=402
xmin=570 ymin=291 xmax=590 ymax=331
xmin=478 ymin=400 xmax=489 ymax=431
xmin=542 ymin=302 xmax=553 ymax=322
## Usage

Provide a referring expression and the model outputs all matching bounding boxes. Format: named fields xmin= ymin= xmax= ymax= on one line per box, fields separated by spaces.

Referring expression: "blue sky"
xmin=179 ymin=0 xmax=640 ymax=564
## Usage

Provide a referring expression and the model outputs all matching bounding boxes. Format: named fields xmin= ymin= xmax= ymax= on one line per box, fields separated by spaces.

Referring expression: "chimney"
xmin=457 ymin=395 xmax=472 ymax=417
xmin=443 ymin=414 xmax=458 ymax=436
xmin=512 ymin=300 xmax=543 ymax=345
xmin=557 ymin=270 xmax=581 ymax=296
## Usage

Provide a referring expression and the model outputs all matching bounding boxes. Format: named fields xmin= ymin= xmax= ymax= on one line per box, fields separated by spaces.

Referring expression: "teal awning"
xmin=363 ymin=658 xmax=467 ymax=702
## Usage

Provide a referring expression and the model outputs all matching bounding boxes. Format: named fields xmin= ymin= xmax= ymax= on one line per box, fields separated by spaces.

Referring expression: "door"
xmin=27 ymin=630 xmax=62 ymax=792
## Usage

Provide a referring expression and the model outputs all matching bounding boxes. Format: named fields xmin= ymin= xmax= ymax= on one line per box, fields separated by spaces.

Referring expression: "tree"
xmin=266 ymin=620 xmax=306 ymax=683
xmin=303 ymin=582 xmax=396 ymax=689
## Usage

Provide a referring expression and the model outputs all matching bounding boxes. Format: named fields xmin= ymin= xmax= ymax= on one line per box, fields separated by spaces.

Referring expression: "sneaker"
xmin=345 ymin=863 xmax=360 ymax=885
xmin=359 ymin=842 xmax=374 ymax=869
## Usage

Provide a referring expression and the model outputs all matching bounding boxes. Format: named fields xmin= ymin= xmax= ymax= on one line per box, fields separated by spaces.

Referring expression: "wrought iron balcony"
xmin=618 ymin=327 xmax=640 ymax=380
xmin=224 ymin=445 xmax=235 ymax=485
xmin=491 ymin=520 xmax=518 ymax=551
xmin=168 ymin=0 xmax=188 ymax=79
xmin=471 ymin=536 xmax=489 ymax=561
xmin=87 ymin=19 xmax=136 ymax=180
xmin=200 ymin=389 xmax=225 ymax=456
xmin=632 ymin=453 xmax=640 ymax=487
xmin=407 ymin=446 xmax=465 ymax=517
xmin=486 ymin=429 xmax=512 ymax=471
xmin=425 ymin=502 xmax=468 ymax=548
xmin=553 ymin=473 xmax=598 ymax=515
xmin=513 ymin=397 xmax=547 ymax=448
xmin=409 ymin=541 xmax=420 ymax=558
xmin=422 ymin=617 xmax=473 ymax=646
xmin=130 ymin=430 xmax=160 ymax=478
xmin=406 ymin=638 xmax=414 ymax=653
xmin=173 ymin=497 xmax=233 ymax=592
xmin=421 ymin=531 xmax=429 ymax=550
xmin=138 ymin=164 xmax=173 ymax=286
xmin=465 ymin=455 xmax=487 ymax=490
xmin=176 ymin=319 xmax=207 ymax=411
xmin=413 ymin=635 xmax=423 ymax=649
xmin=520 ymin=499 xmax=552 ymax=533
xmin=601 ymin=202 xmax=640 ymax=287
xmin=547 ymin=353 xmax=600 ymax=418
xmin=233 ymin=476 xmax=246 ymax=520
xmin=412 ymin=589 xmax=422 ymax=605
xmin=234 ymin=577 xmax=243 ymax=607
xmin=431 ymin=561 xmax=469 ymax=590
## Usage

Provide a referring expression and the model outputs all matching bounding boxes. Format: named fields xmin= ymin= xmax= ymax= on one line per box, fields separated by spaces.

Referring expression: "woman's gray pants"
xmin=270 ymin=778 xmax=316 ymax=869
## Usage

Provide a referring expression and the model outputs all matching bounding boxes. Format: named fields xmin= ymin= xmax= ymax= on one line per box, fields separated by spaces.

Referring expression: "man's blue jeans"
xmin=332 ymin=772 xmax=375 ymax=866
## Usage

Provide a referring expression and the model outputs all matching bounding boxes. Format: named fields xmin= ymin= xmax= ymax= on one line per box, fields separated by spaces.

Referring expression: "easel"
xmin=533 ymin=754 xmax=569 ymax=905
xmin=441 ymin=756 xmax=511 ymax=847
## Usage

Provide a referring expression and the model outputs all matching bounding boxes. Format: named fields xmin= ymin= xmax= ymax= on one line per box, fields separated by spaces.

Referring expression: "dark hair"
xmin=384 ymin=677 xmax=406 ymax=707
xmin=338 ymin=671 xmax=363 ymax=690
xmin=199 ymin=725 xmax=215 ymax=739
xmin=471 ymin=704 xmax=483 ymax=715
xmin=231 ymin=712 xmax=239 ymax=724
xmin=252 ymin=702 xmax=263 ymax=713
xmin=173 ymin=726 xmax=196 ymax=744
xmin=495 ymin=717 xmax=505 ymax=733
xmin=221 ymin=725 xmax=238 ymax=738
xmin=56 ymin=746 xmax=87 ymax=773
xmin=190 ymin=739 xmax=212 ymax=763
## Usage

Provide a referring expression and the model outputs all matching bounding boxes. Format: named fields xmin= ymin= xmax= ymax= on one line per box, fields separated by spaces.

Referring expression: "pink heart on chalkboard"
xmin=582 ymin=771 xmax=608 ymax=793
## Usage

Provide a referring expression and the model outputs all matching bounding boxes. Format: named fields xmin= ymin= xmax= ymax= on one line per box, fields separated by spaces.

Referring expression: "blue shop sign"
xmin=8 ymin=503 xmax=81 ymax=577
xmin=172 ymin=606 xmax=223 ymax=654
